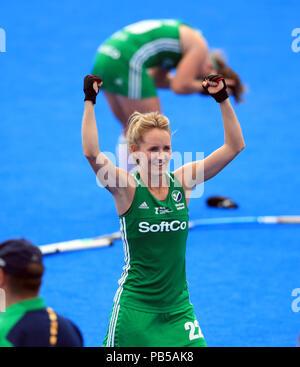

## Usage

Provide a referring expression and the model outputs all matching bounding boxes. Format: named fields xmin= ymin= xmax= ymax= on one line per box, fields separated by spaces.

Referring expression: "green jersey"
xmin=92 ymin=19 xmax=191 ymax=98
xmin=114 ymin=171 xmax=191 ymax=313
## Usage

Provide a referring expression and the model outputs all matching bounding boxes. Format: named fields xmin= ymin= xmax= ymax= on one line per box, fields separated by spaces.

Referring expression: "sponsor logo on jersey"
xmin=154 ymin=207 xmax=173 ymax=215
xmin=139 ymin=201 xmax=149 ymax=209
xmin=138 ymin=220 xmax=187 ymax=233
xmin=111 ymin=31 xmax=128 ymax=41
xmin=171 ymin=190 xmax=182 ymax=202
xmin=98 ymin=45 xmax=120 ymax=59
xmin=175 ymin=203 xmax=185 ymax=210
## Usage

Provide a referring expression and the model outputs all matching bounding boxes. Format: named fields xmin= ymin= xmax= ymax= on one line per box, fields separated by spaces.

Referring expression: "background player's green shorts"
xmin=92 ymin=50 xmax=157 ymax=99
xmin=103 ymin=303 xmax=207 ymax=347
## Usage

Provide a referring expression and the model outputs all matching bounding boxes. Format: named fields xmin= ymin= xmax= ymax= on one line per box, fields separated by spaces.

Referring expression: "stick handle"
xmin=273 ymin=216 xmax=300 ymax=224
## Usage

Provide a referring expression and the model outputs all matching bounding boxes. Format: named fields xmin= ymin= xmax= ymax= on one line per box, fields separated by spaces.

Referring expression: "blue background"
xmin=1 ymin=0 xmax=300 ymax=346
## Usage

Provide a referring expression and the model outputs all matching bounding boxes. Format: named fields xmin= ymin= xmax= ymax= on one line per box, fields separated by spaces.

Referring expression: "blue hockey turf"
xmin=1 ymin=0 xmax=300 ymax=347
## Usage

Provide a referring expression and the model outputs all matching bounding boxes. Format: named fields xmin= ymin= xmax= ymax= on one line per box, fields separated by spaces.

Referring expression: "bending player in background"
xmin=92 ymin=19 xmax=245 ymax=170
xmin=81 ymin=74 xmax=245 ymax=347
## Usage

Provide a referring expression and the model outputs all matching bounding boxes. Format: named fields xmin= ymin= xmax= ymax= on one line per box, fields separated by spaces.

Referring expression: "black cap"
xmin=0 ymin=238 xmax=43 ymax=276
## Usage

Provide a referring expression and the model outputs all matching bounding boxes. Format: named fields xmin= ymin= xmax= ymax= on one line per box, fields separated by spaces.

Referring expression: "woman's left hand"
xmin=202 ymin=74 xmax=229 ymax=103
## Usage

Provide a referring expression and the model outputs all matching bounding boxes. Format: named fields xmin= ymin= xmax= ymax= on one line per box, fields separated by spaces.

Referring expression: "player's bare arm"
xmin=81 ymin=76 xmax=135 ymax=215
xmin=174 ymin=74 xmax=245 ymax=198
xmin=170 ymin=25 xmax=211 ymax=94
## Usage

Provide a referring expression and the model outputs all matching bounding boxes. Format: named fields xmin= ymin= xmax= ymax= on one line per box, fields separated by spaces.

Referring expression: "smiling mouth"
xmin=152 ymin=161 xmax=167 ymax=167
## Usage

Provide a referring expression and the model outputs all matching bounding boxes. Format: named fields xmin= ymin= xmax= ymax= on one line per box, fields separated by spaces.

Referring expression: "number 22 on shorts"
xmin=184 ymin=320 xmax=204 ymax=340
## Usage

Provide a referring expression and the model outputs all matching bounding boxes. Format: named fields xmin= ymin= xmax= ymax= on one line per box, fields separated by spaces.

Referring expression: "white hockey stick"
xmin=188 ymin=215 xmax=300 ymax=228
xmin=39 ymin=232 xmax=121 ymax=255
xmin=40 ymin=215 xmax=300 ymax=255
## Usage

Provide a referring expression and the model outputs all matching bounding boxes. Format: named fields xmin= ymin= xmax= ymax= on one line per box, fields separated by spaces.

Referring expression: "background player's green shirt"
xmin=100 ymin=19 xmax=187 ymax=69
xmin=93 ymin=19 xmax=193 ymax=98
xmin=114 ymin=171 xmax=191 ymax=313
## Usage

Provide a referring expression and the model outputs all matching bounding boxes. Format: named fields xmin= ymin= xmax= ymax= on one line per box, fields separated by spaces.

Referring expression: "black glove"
xmin=83 ymin=75 xmax=102 ymax=104
xmin=202 ymin=74 xmax=228 ymax=103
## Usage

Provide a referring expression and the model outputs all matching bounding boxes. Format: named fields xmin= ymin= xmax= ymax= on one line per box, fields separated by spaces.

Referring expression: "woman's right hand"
xmin=83 ymin=75 xmax=103 ymax=104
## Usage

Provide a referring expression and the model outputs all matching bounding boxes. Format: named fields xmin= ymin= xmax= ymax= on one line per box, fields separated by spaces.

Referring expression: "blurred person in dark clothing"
xmin=0 ymin=238 xmax=83 ymax=347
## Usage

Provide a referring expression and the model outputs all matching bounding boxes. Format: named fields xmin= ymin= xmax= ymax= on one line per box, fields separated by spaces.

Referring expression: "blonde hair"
xmin=126 ymin=111 xmax=171 ymax=149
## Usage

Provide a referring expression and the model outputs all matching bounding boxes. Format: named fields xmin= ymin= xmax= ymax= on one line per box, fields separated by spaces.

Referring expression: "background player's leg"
xmin=103 ymin=90 xmax=128 ymax=131
xmin=104 ymin=90 xmax=161 ymax=129
xmin=119 ymin=95 xmax=162 ymax=128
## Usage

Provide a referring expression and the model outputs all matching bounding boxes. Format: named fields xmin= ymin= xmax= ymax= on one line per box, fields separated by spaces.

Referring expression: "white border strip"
xmin=128 ymin=38 xmax=181 ymax=98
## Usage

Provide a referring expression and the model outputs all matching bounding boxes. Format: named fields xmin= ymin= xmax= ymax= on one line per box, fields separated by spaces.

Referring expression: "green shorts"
xmin=92 ymin=50 xmax=157 ymax=99
xmin=92 ymin=20 xmax=185 ymax=99
xmin=103 ymin=303 xmax=207 ymax=347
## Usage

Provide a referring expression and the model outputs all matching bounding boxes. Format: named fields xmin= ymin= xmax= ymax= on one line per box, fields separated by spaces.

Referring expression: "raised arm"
xmin=170 ymin=48 xmax=209 ymax=94
xmin=81 ymin=75 xmax=135 ymax=213
xmin=174 ymin=74 xmax=245 ymax=196
xmin=170 ymin=25 xmax=212 ymax=95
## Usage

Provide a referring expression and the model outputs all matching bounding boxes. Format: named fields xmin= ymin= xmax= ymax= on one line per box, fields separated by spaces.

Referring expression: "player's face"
xmin=135 ymin=128 xmax=172 ymax=177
